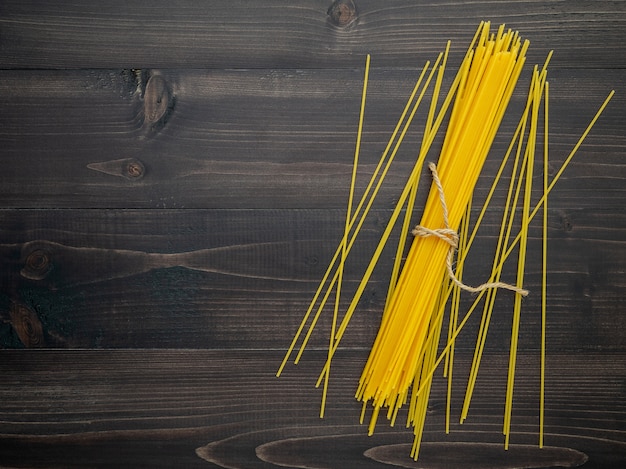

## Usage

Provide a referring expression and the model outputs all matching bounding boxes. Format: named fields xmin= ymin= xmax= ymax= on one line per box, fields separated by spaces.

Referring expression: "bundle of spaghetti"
xmin=403 ymin=61 xmax=551 ymax=457
xmin=356 ymin=23 xmax=529 ymax=431
xmin=276 ymin=18 xmax=615 ymax=462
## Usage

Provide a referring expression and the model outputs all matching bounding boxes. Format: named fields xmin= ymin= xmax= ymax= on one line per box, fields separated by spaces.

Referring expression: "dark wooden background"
xmin=1 ymin=1 xmax=624 ymax=467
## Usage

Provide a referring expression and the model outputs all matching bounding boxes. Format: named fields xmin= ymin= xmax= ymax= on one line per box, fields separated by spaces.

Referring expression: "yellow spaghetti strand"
xmin=540 ymin=80 xmax=549 ymax=448
xmin=446 ymin=198 xmax=471 ymax=434
xmin=504 ymin=68 xmax=543 ymax=448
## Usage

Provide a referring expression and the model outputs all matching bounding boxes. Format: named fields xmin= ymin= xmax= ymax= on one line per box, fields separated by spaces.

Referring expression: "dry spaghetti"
xmin=357 ymin=25 xmax=528 ymax=445
xmin=277 ymin=20 xmax=614 ymax=461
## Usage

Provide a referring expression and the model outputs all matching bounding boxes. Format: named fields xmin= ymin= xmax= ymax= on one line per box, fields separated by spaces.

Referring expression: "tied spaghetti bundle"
xmin=357 ymin=24 xmax=528 ymax=431
xmin=277 ymin=21 xmax=614 ymax=460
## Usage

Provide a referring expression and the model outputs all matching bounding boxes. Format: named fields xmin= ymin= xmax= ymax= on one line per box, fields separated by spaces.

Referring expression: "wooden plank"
xmin=1 ymin=1 xmax=625 ymax=69
xmin=0 ymin=1 xmax=624 ymax=467
xmin=0 ymin=349 xmax=624 ymax=467
xmin=0 ymin=208 xmax=624 ymax=349
xmin=0 ymin=68 xmax=622 ymax=209
xmin=0 ymin=207 xmax=402 ymax=348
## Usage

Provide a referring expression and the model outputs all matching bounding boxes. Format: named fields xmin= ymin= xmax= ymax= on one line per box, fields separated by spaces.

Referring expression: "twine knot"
xmin=412 ymin=162 xmax=529 ymax=297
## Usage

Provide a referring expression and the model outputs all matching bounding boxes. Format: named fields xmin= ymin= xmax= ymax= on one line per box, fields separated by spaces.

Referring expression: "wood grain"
xmin=0 ymin=68 xmax=622 ymax=209
xmin=0 ymin=350 xmax=624 ymax=468
xmin=0 ymin=208 xmax=623 ymax=350
xmin=1 ymin=0 xmax=625 ymax=69
xmin=0 ymin=1 xmax=625 ymax=467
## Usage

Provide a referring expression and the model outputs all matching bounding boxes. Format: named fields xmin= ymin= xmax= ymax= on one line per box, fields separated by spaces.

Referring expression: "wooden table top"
xmin=1 ymin=1 xmax=624 ymax=467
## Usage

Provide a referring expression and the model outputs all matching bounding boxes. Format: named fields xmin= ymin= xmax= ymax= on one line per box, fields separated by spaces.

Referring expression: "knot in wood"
xmin=327 ymin=0 xmax=358 ymax=28
xmin=23 ymin=248 xmax=53 ymax=280
xmin=9 ymin=303 xmax=45 ymax=348
xmin=126 ymin=160 xmax=145 ymax=179
xmin=144 ymin=74 xmax=170 ymax=124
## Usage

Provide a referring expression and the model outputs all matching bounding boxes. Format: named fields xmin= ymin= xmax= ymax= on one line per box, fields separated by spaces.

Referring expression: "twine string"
xmin=412 ymin=162 xmax=529 ymax=297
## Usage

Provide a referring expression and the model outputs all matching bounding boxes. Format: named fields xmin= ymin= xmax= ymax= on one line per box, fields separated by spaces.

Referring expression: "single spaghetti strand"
xmin=504 ymin=69 xmax=543 ymax=446
xmin=502 ymin=65 xmax=548 ymax=438
xmin=321 ymin=54 xmax=371 ymax=418
xmin=540 ymin=80 xmax=549 ymax=448
xmin=530 ymin=90 xmax=614 ymax=222
xmin=446 ymin=198 xmax=471 ymax=434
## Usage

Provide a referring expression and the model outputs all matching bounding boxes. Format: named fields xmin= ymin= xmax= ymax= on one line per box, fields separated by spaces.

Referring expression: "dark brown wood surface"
xmin=0 ymin=1 xmax=624 ymax=467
